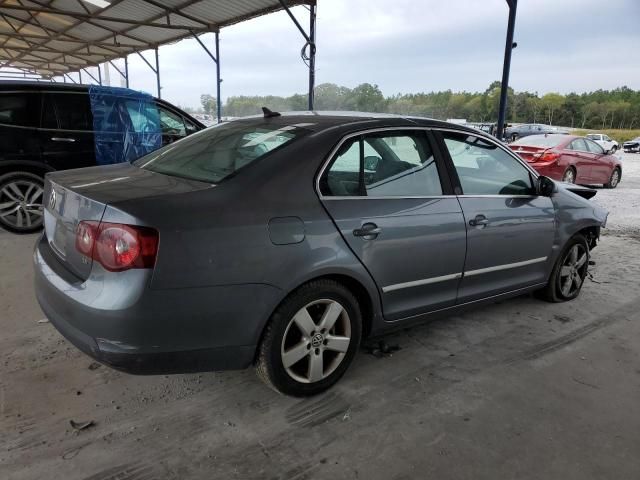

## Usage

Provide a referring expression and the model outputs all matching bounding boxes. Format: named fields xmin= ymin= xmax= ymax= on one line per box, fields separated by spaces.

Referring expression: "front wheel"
xmin=256 ymin=279 xmax=362 ymax=396
xmin=0 ymin=172 xmax=45 ymax=234
xmin=605 ymin=168 xmax=621 ymax=189
xmin=536 ymin=235 xmax=589 ymax=303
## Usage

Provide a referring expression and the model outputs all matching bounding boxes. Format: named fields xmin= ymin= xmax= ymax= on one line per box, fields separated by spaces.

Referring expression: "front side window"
xmin=442 ymin=132 xmax=534 ymax=196
xmin=585 ymin=139 xmax=604 ymax=154
xmin=320 ymin=131 xmax=443 ymax=197
xmin=136 ymin=121 xmax=309 ymax=184
xmin=158 ymin=106 xmax=187 ymax=137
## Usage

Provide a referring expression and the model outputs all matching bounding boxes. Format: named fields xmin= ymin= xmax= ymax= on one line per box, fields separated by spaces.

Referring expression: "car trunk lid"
xmin=509 ymin=145 xmax=549 ymax=163
xmin=43 ymin=163 xmax=211 ymax=281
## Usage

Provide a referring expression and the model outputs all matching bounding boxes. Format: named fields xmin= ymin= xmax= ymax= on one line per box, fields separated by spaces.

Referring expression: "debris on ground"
xmin=36 ymin=318 xmax=49 ymax=324
xmin=88 ymin=362 xmax=101 ymax=370
xmin=363 ymin=340 xmax=401 ymax=358
xmin=69 ymin=419 xmax=95 ymax=431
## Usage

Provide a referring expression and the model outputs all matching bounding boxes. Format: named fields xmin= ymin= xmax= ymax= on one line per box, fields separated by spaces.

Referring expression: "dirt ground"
xmin=1 ymin=153 xmax=639 ymax=480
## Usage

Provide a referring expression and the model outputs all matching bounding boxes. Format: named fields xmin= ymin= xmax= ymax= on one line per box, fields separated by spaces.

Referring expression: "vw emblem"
xmin=311 ymin=333 xmax=324 ymax=348
xmin=49 ymin=189 xmax=57 ymax=209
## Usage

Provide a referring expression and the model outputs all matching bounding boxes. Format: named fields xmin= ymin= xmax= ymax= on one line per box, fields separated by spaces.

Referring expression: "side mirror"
xmin=537 ymin=176 xmax=555 ymax=197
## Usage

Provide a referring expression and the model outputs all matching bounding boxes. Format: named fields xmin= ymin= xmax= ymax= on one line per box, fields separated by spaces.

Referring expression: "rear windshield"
xmin=511 ymin=135 xmax=564 ymax=147
xmin=135 ymin=121 xmax=309 ymax=183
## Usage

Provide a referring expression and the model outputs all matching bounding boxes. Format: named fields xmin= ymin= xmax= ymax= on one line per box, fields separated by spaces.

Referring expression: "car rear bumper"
xmin=33 ymin=234 xmax=281 ymax=374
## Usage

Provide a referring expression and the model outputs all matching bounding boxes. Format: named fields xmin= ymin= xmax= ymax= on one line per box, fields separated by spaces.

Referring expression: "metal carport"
xmin=0 ymin=0 xmax=317 ymax=121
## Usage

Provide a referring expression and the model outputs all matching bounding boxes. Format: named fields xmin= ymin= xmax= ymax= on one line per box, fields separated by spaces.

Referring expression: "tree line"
xmin=193 ymin=82 xmax=640 ymax=130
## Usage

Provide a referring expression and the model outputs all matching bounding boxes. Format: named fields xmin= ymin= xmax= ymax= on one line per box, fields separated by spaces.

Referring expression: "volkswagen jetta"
xmin=34 ymin=112 xmax=608 ymax=396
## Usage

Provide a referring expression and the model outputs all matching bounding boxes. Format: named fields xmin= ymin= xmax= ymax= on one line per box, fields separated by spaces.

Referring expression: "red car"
xmin=510 ymin=134 xmax=622 ymax=188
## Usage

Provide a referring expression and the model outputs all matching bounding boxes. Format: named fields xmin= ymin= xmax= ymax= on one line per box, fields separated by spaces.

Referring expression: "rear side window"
xmin=135 ymin=121 xmax=309 ymax=183
xmin=443 ymin=132 xmax=534 ymax=196
xmin=570 ymin=139 xmax=588 ymax=151
xmin=44 ymin=93 xmax=92 ymax=130
xmin=320 ymin=131 xmax=443 ymax=197
xmin=0 ymin=93 xmax=39 ymax=127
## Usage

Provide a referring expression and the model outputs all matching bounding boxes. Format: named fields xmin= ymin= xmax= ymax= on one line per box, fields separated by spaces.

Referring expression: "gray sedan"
xmin=34 ymin=112 xmax=608 ymax=396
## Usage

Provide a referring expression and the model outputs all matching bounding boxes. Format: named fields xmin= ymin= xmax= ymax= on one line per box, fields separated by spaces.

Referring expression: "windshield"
xmin=511 ymin=135 xmax=564 ymax=147
xmin=135 ymin=121 xmax=310 ymax=183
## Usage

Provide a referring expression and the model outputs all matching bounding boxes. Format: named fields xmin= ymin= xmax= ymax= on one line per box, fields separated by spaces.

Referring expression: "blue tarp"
xmin=88 ymin=85 xmax=162 ymax=165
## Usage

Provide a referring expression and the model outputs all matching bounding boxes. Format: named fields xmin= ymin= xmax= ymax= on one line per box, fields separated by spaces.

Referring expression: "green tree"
xmin=200 ymin=94 xmax=217 ymax=116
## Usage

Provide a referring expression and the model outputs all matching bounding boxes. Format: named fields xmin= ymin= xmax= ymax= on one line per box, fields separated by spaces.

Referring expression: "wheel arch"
xmin=0 ymin=161 xmax=55 ymax=179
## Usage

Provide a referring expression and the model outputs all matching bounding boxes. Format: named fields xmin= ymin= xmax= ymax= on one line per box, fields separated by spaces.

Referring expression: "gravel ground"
xmin=0 ymin=154 xmax=639 ymax=480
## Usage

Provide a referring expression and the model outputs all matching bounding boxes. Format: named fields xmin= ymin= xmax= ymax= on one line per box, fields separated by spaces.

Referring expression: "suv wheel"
xmin=536 ymin=235 xmax=589 ymax=302
xmin=256 ymin=279 xmax=362 ymax=396
xmin=0 ymin=172 xmax=45 ymax=234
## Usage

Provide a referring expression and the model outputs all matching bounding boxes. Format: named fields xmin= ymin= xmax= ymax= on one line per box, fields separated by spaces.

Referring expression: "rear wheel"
xmin=0 ymin=172 xmax=45 ymax=234
xmin=605 ymin=168 xmax=621 ymax=189
xmin=256 ymin=279 xmax=362 ymax=396
xmin=562 ymin=167 xmax=576 ymax=184
xmin=536 ymin=234 xmax=589 ymax=303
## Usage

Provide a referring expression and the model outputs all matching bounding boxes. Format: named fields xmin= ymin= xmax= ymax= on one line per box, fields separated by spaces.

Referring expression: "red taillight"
xmin=537 ymin=151 xmax=560 ymax=163
xmin=76 ymin=221 xmax=159 ymax=272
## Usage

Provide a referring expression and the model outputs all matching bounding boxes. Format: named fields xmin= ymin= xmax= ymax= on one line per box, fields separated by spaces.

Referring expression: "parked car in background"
xmin=34 ymin=112 xmax=608 ymax=396
xmin=510 ymin=134 xmax=622 ymax=187
xmin=623 ymin=137 xmax=640 ymax=153
xmin=504 ymin=123 xmax=567 ymax=142
xmin=586 ymin=133 xmax=618 ymax=153
xmin=0 ymin=82 xmax=205 ymax=233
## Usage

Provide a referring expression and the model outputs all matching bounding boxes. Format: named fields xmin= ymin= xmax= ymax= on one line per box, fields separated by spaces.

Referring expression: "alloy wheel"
xmin=562 ymin=169 xmax=575 ymax=184
xmin=280 ymin=299 xmax=351 ymax=384
xmin=0 ymin=179 xmax=44 ymax=231
xmin=558 ymin=244 xmax=588 ymax=297
xmin=610 ymin=169 xmax=620 ymax=188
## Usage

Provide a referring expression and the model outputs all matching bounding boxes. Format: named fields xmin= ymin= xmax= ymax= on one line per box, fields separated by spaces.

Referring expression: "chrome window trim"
xmin=315 ymin=126 xmax=444 ymax=200
xmin=435 ymin=126 xmax=541 ymax=180
xmin=315 ymin=125 xmax=545 ymax=201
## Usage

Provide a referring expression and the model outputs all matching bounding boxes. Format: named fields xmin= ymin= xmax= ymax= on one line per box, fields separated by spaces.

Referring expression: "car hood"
xmin=45 ymin=162 xmax=212 ymax=205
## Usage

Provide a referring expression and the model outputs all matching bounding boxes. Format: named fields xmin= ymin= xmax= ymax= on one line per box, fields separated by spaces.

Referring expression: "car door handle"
xmin=469 ymin=215 xmax=489 ymax=227
xmin=51 ymin=137 xmax=76 ymax=143
xmin=353 ymin=223 xmax=381 ymax=239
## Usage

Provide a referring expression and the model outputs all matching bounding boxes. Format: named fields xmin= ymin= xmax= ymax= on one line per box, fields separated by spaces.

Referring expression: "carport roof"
xmin=0 ymin=0 xmax=312 ymax=78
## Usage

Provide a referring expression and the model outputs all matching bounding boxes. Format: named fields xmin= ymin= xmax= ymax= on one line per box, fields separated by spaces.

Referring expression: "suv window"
xmin=158 ymin=106 xmax=186 ymax=136
xmin=136 ymin=122 xmax=310 ymax=183
xmin=585 ymin=138 xmax=604 ymax=154
xmin=45 ymin=93 xmax=93 ymax=130
xmin=320 ymin=131 xmax=443 ymax=197
xmin=0 ymin=93 xmax=39 ymax=127
xmin=443 ymin=132 xmax=534 ymax=196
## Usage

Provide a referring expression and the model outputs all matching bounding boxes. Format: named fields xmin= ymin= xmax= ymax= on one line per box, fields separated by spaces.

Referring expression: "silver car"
xmin=34 ymin=112 xmax=608 ymax=396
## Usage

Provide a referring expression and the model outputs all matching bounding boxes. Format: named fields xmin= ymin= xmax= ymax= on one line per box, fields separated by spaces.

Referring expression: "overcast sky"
xmin=113 ymin=0 xmax=640 ymax=109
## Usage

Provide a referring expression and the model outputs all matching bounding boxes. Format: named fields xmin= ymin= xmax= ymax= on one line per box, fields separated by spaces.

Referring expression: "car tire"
xmin=605 ymin=168 xmax=621 ymax=189
xmin=562 ymin=167 xmax=576 ymax=184
xmin=536 ymin=234 xmax=589 ymax=303
xmin=0 ymin=171 xmax=45 ymax=234
xmin=256 ymin=279 xmax=362 ymax=396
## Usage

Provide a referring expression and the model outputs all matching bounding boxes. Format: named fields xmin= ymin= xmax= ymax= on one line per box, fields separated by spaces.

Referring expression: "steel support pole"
xmin=97 ymin=64 xmax=102 ymax=85
xmin=215 ymin=31 xmax=221 ymax=123
xmin=496 ymin=0 xmax=517 ymax=140
xmin=308 ymin=3 xmax=316 ymax=110
xmin=79 ymin=69 xmax=82 ymax=84
xmin=155 ymin=47 xmax=161 ymax=98
xmin=124 ymin=56 xmax=129 ymax=88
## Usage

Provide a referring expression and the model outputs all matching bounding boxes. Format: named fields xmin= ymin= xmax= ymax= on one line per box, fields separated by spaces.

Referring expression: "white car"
xmin=586 ymin=133 xmax=619 ymax=153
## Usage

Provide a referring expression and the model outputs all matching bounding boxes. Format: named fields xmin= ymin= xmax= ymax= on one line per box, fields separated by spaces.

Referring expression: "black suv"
xmin=0 ymin=82 xmax=205 ymax=233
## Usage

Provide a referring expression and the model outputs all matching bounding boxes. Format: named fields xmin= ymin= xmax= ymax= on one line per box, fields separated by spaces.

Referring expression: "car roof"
xmin=229 ymin=111 xmax=483 ymax=135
